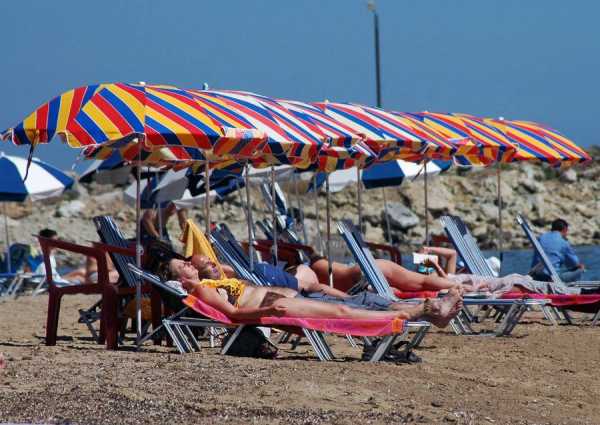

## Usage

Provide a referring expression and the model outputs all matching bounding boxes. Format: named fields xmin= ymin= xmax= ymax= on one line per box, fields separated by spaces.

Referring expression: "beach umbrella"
xmin=461 ymin=116 xmax=591 ymax=254
xmin=483 ymin=118 xmax=591 ymax=165
xmin=0 ymin=152 xmax=74 ymax=272
xmin=3 ymin=82 xmax=272 ymax=346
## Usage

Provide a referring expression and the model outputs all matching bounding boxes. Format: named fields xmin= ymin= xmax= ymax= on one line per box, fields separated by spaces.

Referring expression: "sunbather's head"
xmin=156 ymin=258 xmax=197 ymax=283
xmin=39 ymin=228 xmax=57 ymax=239
xmin=190 ymin=255 xmax=220 ymax=280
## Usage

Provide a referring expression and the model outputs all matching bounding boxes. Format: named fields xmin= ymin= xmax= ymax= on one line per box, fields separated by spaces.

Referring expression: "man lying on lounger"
xmin=157 ymin=257 xmax=463 ymax=328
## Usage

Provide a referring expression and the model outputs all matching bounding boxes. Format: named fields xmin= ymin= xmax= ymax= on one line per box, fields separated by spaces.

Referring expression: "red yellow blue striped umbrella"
xmin=3 ymin=83 xmax=268 ymax=164
xmin=187 ymin=89 xmax=322 ymax=168
xmin=410 ymin=112 xmax=518 ymax=166
xmin=311 ymin=102 xmax=436 ymax=161
xmin=484 ymin=118 xmax=591 ymax=165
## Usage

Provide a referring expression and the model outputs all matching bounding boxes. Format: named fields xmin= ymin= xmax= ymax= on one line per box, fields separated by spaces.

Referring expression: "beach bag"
xmin=222 ymin=326 xmax=278 ymax=359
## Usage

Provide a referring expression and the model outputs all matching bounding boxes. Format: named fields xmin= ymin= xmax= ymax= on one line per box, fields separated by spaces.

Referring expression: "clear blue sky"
xmin=2 ymin=0 xmax=599 ymax=170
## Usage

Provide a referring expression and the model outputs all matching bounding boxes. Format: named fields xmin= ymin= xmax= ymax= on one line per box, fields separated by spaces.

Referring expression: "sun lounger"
xmin=516 ymin=214 xmax=600 ymax=325
xmin=92 ymin=215 xmax=156 ymax=348
xmin=339 ymin=219 xmax=543 ymax=337
xmin=129 ymin=264 xmax=428 ymax=362
xmin=441 ymin=214 xmax=600 ymax=326
xmin=516 ymin=214 xmax=600 ymax=289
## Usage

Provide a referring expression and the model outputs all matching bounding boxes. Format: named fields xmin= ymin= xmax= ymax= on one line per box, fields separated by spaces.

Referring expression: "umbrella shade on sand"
xmin=0 ymin=152 xmax=74 ymax=272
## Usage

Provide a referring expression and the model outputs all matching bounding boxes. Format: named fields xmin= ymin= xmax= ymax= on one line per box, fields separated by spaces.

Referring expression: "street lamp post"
xmin=367 ymin=1 xmax=392 ymax=243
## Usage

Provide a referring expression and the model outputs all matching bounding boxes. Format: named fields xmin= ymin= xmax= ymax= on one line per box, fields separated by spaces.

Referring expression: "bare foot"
xmin=424 ymin=288 xmax=463 ymax=328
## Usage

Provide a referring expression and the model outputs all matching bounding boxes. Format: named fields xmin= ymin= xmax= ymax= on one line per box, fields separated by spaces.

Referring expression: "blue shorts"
xmin=254 ymin=262 xmax=299 ymax=291
xmin=299 ymin=291 xmax=393 ymax=311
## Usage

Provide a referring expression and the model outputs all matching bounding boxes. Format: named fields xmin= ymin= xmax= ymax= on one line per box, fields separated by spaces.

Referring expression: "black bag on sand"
xmin=222 ymin=326 xmax=278 ymax=359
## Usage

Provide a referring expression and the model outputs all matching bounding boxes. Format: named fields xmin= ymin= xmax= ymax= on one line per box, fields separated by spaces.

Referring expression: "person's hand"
xmin=180 ymin=277 xmax=196 ymax=291
xmin=269 ymin=304 xmax=287 ymax=317
xmin=578 ymin=263 xmax=586 ymax=271
xmin=420 ymin=246 xmax=430 ymax=254
xmin=423 ymin=258 xmax=438 ymax=267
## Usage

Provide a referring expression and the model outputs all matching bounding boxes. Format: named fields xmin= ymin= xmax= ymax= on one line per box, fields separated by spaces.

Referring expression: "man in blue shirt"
xmin=530 ymin=218 xmax=585 ymax=283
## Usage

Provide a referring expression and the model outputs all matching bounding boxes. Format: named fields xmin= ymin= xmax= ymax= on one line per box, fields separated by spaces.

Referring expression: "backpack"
xmin=222 ymin=326 xmax=278 ymax=359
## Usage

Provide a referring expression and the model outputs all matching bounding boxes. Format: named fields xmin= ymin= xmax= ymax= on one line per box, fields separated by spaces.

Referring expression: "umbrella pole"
xmin=135 ymin=143 xmax=142 ymax=348
xmin=270 ymin=166 xmax=278 ymax=265
xmin=382 ymin=187 xmax=392 ymax=244
xmin=497 ymin=164 xmax=503 ymax=259
xmin=325 ymin=174 xmax=333 ymax=287
xmin=235 ymin=178 xmax=249 ymax=224
xmin=3 ymin=203 xmax=10 ymax=274
xmin=154 ymin=171 xmax=163 ymax=239
xmin=294 ymin=173 xmax=308 ymax=244
xmin=424 ymin=160 xmax=429 ymax=245
xmin=313 ymin=176 xmax=323 ymax=255
xmin=356 ymin=167 xmax=363 ymax=232
xmin=204 ymin=161 xmax=211 ymax=236
xmin=245 ymin=163 xmax=255 ymax=271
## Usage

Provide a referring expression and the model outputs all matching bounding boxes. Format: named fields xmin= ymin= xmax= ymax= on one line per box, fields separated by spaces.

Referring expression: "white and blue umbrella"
xmin=362 ymin=159 xmax=452 ymax=189
xmin=0 ymin=152 xmax=74 ymax=202
xmin=0 ymin=152 xmax=74 ymax=272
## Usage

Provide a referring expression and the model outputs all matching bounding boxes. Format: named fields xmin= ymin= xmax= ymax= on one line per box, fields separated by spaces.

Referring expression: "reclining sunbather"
xmin=159 ymin=258 xmax=463 ymax=328
xmin=306 ymin=254 xmax=468 ymax=294
xmin=419 ymin=246 xmax=597 ymax=296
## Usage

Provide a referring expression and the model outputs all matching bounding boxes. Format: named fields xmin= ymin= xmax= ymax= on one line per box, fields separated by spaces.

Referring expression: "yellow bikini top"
xmin=199 ymin=278 xmax=246 ymax=306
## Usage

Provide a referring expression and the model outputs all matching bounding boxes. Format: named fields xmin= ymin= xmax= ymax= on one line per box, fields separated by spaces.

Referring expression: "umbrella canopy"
xmin=311 ymin=102 xmax=432 ymax=161
xmin=186 ymin=89 xmax=321 ymax=167
xmin=483 ymin=118 xmax=591 ymax=165
xmin=3 ymin=83 xmax=269 ymax=165
xmin=410 ymin=112 xmax=517 ymax=166
xmin=362 ymin=159 xmax=452 ymax=189
xmin=310 ymin=159 xmax=452 ymax=193
xmin=0 ymin=152 xmax=74 ymax=202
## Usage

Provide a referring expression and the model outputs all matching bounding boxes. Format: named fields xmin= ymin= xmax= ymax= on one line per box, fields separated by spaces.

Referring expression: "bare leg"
xmin=295 ymin=265 xmax=350 ymax=298
xmin=271 ymin=296 xmax=410 ymax=320
xmin=375 ymin=259 xmax=461 ymax=293
xmin=310 ymin=259 xmax=362 ymax=292
xmin=271 ymin=289 xmax=463 ymax=328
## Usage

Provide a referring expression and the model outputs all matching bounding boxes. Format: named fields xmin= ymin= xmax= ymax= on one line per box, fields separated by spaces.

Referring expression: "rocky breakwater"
xmin=299 ymin=149 xmax=600 ymax=251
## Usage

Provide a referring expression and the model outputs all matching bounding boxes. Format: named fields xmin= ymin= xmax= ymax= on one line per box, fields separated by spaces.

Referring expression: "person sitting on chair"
xmin=158 ymin=257 xmax=463 ymax=328
xmin=530 ymin=218 xmax=585 ymax=284
xmin=37 ymin=228 xmax=119 ymax=284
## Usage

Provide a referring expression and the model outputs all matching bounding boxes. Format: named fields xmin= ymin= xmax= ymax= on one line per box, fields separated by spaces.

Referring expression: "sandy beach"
xmin=1 ymin=293 xmax=599 ymax=425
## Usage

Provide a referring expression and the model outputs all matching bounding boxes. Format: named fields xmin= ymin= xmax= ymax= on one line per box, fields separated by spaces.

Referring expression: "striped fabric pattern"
xmin=484 ymin=118 xmax=591 ymax=165
xmin=410 ymin=112 xmax=517 ymax=166
xmin=312 ymin=102 xmax=430 ymax=161
xmin=187 ymin=90 xmax=320 ymax=167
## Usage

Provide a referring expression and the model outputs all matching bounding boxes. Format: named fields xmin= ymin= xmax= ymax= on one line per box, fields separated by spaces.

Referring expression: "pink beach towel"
xmin=182 ymin=295 xmax=406 ymax=337
xmin=501 ymin=292 xmax=600 ymax=307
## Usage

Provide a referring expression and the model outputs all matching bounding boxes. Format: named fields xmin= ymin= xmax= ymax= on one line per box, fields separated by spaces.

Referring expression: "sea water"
xmin=485 ymin=245 xmax=600 ymax=281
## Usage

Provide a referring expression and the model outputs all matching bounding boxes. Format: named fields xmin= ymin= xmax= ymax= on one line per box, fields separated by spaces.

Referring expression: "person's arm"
xmin=563 ymin=243 xmax=584 ymax=270
xmin=422 ymin=246 xmax=457 ymax=274
xmin=141 ymin=210 xmax=160 ymax=238
xmin=176 ymin=208 xmax=189 ymax=232
xmin=183 ymin=278 xmax=285 ymax=319
xmin=221 ymin=264 xmax=237 ymax=278
xmin=424 ymin=258 xmax=448 ymax=278
xmin=302 ymin=281 xmax=350 ymax=298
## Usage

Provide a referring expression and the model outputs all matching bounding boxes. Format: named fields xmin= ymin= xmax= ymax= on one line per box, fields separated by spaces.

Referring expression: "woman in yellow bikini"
xmin=161 ymin=258 xmax=463 ymax=327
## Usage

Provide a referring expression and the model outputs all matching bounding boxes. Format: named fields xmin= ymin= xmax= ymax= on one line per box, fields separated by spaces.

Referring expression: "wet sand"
xmin=1 ymin=294 xmax=599 ymax=424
